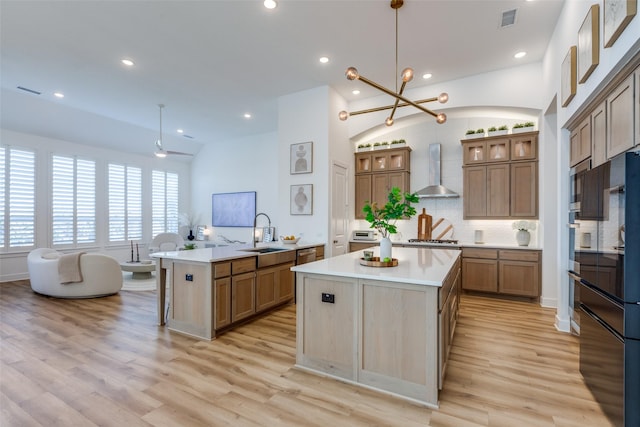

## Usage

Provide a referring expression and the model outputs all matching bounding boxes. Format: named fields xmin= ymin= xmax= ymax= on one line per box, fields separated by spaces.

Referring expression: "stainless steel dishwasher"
xmin=295 ymin=248 xmax=317 ymax=302
xmin=296 ymin=247 xmax=317 ymax=264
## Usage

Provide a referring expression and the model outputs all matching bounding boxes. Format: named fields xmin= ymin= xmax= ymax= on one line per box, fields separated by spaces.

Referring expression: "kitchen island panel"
xmin=359 ymin=281 xmax=438 ymax=404
xmin=296 ymin=274 xmax=358 ymax=380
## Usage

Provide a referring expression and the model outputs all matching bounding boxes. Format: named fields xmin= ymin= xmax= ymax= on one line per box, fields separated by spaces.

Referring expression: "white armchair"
xmin=27 ymin=248 xmax=123 ymax=298
xmin=149 ymin=232 xmax=184 ymax=253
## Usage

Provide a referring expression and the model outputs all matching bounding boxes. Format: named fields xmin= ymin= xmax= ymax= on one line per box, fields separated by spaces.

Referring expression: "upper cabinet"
xmin=606 ymin=73 xmax=635 ymax=158
xmin=461 ymin=132 xmax=538 ymax=219
xmin=570 ymin=116 xmax=591 ymax=167
xmin=354 ymin=147 xmax=411 ymax=219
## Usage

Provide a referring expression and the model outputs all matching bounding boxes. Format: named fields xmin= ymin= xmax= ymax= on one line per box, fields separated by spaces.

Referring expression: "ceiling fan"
xmin=154 ymin=104 xmax=192 ymax=158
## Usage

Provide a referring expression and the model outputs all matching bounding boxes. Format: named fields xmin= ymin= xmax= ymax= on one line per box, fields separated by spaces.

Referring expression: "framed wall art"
xmin=290 ymin=184 xmax=312 ymax=215
xmin=578 ymin=4 xmax=599 ymax=84
xmin=290 ymin=141 xmax=313 ymax=174
xmin=604 ymin=0 xmax=637 ymax=48
xmin=561 ymin=46 xmax=577 ymax=107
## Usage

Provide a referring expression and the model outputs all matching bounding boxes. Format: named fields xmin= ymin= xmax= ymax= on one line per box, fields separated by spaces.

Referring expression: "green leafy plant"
xmin=524 ymin=121 xmax=535 ymax=127
xmin=364 ymin=143 xmax=372 ymax=147
xmin=183 ymin=243 xmax=197 ymax=250
xmin=391 ymin=139 xmax=405 ymax=145
xmin=380 ymin=142 xmax=389 ymax=147
xmin=498 ymin=125 xmax=508 ymax=131
xmin=373 ymin=142 xmax=381 ymax=147
xmin=362 ymin=187 xmax=419 ymax=238
xmin=357 ymin=144 xmax=366 ymax=148
xmin=513 ymin=123 xmax=524 ymax=129
xmin=476 ymin=128 xmax=484 ymax=134
xmin=488 ymin=126 xmax=497 ymax=132
xmin=466 ymin=129 xmax=476 ymax=135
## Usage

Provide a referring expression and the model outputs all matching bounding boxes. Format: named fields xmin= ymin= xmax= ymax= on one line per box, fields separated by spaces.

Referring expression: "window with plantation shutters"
xmin=108 ymin=164 xmax=142 ymax=242
xmin=0 ymin=146 xmax=35 ymax=249
xmin=151 ymin=170 xmax=179 ymax=237
xmin=51 ymin=155 xmax=96 ymax=246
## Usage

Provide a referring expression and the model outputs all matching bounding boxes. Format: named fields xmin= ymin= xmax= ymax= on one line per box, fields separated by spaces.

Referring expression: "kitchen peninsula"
xmin=150 ymin=242 xmax=324 ymax=340
xmin=292 ymin=246 xmax=461 ymax=407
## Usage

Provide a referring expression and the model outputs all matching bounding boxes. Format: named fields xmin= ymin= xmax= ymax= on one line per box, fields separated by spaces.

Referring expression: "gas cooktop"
xmin=408 ymin=239 xmax=459 ymax=244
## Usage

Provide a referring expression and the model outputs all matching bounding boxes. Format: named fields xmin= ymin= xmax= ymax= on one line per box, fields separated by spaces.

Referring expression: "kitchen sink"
xmin=240 ymin=247 xmax=289 ymax=254
xmin=240 ymin=246 xmax=296 ymax=267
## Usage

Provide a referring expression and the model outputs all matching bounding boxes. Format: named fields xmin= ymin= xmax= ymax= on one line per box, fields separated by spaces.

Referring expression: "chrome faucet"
xmin=253 ymin=212 xmax=271 ymax=247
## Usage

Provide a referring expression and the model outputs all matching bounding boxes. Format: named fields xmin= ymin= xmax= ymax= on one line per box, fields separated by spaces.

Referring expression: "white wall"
xmin=190 ymin=131 xmax=279 ymax=244
xmin=0 ymin=128 xmax=191 ymax=281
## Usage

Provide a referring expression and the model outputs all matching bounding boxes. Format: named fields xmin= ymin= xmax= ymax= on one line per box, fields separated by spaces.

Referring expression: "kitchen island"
xmin=150 ymin=242 xmax=323 ymax=340
xmin=291 ymin=246 xmax=461 ymax=408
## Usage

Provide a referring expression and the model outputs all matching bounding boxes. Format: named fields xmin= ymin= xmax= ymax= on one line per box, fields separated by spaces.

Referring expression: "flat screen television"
xmin=212 ymin=191 xmax=256 ymax=227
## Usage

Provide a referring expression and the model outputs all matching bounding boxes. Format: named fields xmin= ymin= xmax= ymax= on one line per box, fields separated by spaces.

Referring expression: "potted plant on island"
xmin=363 ymin=187 xmax=419 ymax=263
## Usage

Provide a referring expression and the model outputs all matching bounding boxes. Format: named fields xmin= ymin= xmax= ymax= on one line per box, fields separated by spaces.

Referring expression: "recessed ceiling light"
xmin=352 ymin=90 xmax=360 ymax=95
xmin=264 ymin=0 xmax=276 ymax=9
xmin=319 ymin=56 xmax=329 ymax=64
xmin=422 ymin=73 xmax=432 ymax=80
xmin=177 ymin=129 xmax=184 ymax=134
xmin=121 ymin=59 xmax=134 ymax=67
xmin=244 ymin=113 xmax=252 ymax=119
xmin=514 ymin=51 xmax=527 ymax=59
xmin=54 ymin=92 xmax=64 ymax=98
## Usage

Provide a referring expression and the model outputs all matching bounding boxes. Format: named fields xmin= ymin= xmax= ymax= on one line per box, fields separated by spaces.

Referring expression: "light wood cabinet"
xmin=570 ymin=116 xmax=591 ymax=167
xmin=498 ymin=250 xmax=540 ymax=297
xmin=591 ymin=101 xmax=607 ymax=167
xmin=607 ymin=73 xmax=635 ymax=158
xmin=462 ymin=132 xmax=538 ymax=219
xmin=510 ymin=161 xmax=538 ymax=217
xmin=214 ymin=277 xmax=231 ymax=329
xmin=355 ymin=147 xmax=411 ymax=219
xmin=349 ymin=241 xmax=378 ymax=252
xmin=231 ymin=271 xmax=256 ymax=322
xmin=461 ymin=248 xmax=541 ymax=298
xmin=438 ymin=258 xmax=460 ymax=389
xmin=256 ymin=261 xmax=295 ymax=312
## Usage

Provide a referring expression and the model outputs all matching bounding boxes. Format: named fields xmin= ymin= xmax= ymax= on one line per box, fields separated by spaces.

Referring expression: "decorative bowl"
xmin=280 ymin=236 xmax=300 ymax=244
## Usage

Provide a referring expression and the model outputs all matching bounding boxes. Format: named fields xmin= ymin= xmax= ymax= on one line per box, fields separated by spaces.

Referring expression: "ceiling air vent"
xmin=17 ymin=86 xmax=41 ymax=95
xmin=501 ymin=9 xmax=517 ymax=28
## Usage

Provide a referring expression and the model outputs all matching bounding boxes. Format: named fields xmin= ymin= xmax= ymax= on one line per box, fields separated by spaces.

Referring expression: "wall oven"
xmin=577 ymin=151 xmax=639 ymax=427
xmin=568 ymin=158 xmax=591 ymax=331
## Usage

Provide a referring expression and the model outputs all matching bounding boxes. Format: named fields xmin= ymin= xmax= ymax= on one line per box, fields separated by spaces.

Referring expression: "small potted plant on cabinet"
xmin=357 ymin=143 xmax=370 ymax=152
xmin=465 ymin=129 xmax=477 ymax=139
xmin=487 ymin=126 xmax=498 ymax=136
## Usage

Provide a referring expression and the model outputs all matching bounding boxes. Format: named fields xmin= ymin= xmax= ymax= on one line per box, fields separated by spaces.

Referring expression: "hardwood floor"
xmin=1 ymin=281 xmax=613 ymax=426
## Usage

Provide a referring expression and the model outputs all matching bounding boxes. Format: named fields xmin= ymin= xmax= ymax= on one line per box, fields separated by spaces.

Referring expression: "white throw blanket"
xmin=58 ymin=252 xmax=85 ymax=284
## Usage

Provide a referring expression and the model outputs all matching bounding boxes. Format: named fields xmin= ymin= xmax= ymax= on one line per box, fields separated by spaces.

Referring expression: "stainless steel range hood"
xmin=416 ymin=143 xmax=460 ymax=198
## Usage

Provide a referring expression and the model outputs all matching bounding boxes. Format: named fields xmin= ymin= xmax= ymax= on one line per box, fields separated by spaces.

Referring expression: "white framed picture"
xmin=290 ymin=184 xmax=312 ymax=215
xmin=578 ymin=4 xmax=599 ymax=84
xmin=604 ymin=0 xmax=637 ymax=48
xmin=290 ymin=142 xmax=313 ymax=174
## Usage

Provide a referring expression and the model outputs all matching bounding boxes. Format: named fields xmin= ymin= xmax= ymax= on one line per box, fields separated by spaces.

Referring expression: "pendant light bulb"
xmin=338 ymin=111 xmax=349 ymax=121
xmin=385 ymin=117 xmax=394 ymax=126
xmin=401 ymin=67 xmax=414 ymax=83
xmin=345 ymin=67 xmax=359 ymax=80
xmin=436 ymin=113 xmax=447 ymax=124
xmin=438 ymin=93 xmax=449 ymax=104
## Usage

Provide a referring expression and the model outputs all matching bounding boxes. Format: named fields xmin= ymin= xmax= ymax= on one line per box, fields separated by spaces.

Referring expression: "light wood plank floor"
xmin=1 ymin=281 xmax=613 ymax=426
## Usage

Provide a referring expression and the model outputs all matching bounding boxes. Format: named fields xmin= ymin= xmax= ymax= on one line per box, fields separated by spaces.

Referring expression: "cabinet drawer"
xmin=232 ymin=257 xmax=256 ymax=274
xmin=499 ymin=250 xmax=539 ymax=262
xmin=462 ymin=248 xmax=497 ymax=259
xmin=213 ymin=262 xmax=231 ymax=278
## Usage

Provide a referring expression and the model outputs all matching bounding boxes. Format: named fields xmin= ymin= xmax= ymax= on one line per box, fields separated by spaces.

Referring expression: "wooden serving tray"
xmin=359 ymin=257 xmax=398 ymax=267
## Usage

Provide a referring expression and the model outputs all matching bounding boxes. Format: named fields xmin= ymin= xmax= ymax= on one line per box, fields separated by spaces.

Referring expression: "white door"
xmin=331 ymin=162 xmax=348 ymax=257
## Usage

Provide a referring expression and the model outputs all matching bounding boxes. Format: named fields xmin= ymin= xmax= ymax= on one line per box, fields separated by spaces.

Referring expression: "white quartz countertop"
xmin=351 ymin=239 xmax=541 ymax=250
xmin=149 ymin=241 xmax=324 ymax=263
xmin=291 ymin=247 xmax=461 ymax=287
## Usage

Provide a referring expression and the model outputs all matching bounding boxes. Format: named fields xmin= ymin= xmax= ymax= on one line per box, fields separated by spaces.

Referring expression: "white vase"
xmin=380 ymin=237 xmax=393 ymax=260
xmin=516 ymin=230 xmax=531 ymax=246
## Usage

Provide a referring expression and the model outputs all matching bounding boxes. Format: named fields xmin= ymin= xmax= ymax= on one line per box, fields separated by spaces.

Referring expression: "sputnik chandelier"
xmin=338 ymin=0 xmax=448 ymax=126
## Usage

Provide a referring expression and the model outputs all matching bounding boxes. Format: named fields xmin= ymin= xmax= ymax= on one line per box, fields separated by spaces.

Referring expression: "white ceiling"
xmin=0 ymin=0 xmax=564 ymax=160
